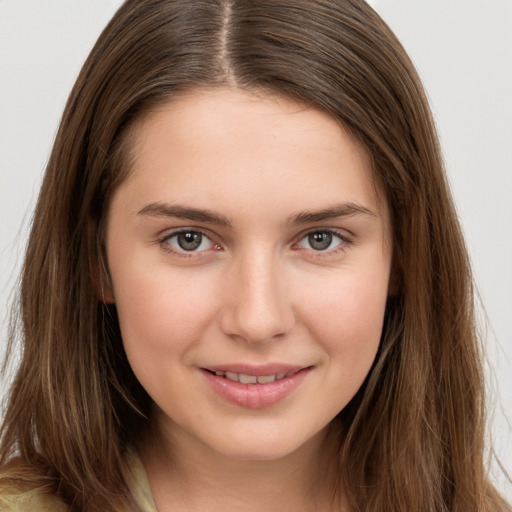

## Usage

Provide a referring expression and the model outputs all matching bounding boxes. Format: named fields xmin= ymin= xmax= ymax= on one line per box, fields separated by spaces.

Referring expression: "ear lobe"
xmin=98 ymin=273 xmax=115 ymax=304
xmin=88 ymin=216 xmax=116 ymax=303
xmin=90 ymin=231 xmax=115 ymax=304
xmin=387 ymin=263 xmax=402 ymax=297
xmin=92 ymin=255 xmax=115 ymax=304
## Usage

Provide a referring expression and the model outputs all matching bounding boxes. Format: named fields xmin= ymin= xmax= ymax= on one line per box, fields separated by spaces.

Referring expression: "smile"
xmin=206 ymin=369 xmax=300 ymax=384
xmin=201 ymin=365 xmax=312 ymax=409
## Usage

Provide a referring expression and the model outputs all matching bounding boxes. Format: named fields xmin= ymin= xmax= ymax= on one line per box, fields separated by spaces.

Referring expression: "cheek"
xmin=299 ymin=264 xmax=389 ymax=373
xmin=111 ymin=266 xmax=224 ymax=408
xmin=112 ymin=266 xmax=219 ymax=357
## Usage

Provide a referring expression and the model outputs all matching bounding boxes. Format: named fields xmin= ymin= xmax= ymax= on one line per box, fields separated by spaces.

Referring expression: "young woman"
xmin=0 ymin=1 xmax=509 ymax=511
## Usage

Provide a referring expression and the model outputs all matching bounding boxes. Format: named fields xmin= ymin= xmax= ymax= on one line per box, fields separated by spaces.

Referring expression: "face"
xmin=105 ymin=88 xmax=392 ymax=461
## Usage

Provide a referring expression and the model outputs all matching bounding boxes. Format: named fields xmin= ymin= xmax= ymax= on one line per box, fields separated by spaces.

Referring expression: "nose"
xmin=219 ymin=250 xmax=295 ymax=344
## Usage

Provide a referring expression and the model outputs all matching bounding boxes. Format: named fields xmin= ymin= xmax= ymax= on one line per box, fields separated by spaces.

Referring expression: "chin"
xmin=203 ymin=422 xmax=328 ymax=462
xmin=213 ymin=442 xmax=300 ymax=462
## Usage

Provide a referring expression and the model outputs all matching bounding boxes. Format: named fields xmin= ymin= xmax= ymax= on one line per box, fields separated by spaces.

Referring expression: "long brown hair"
xmin=0 ymin=1 xmax=509 ymax=510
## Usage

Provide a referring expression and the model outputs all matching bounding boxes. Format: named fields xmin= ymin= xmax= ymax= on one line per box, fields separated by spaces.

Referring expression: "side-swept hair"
xmin=1 ymin=1 xmax=509 ymax=511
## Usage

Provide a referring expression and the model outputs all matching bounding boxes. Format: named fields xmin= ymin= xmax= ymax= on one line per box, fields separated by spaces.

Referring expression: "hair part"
xmin=1 ymin=1 xmax=509 ymax=511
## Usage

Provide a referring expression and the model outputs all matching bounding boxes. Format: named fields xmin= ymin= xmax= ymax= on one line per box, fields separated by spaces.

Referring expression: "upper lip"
xmin=201 ymin=364 xmax=310 ymax=376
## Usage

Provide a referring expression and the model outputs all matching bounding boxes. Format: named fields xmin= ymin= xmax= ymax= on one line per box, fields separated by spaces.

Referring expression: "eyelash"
xmin=157 ymin=228 xmax=221 ymax=259
xmin=294 ymin=229 xmax=352 ymax=255
xmin=157 ymin=228 xmax=352 ymax=258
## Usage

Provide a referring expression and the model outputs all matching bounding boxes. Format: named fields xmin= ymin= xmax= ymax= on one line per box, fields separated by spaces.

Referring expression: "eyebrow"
xmin=137 ymin=201 xmax=376 ymax=227
xmin=137 ymin=202 xmax=231 ymax=226
xmin=287 ymin=203 xmax=376 ymax=224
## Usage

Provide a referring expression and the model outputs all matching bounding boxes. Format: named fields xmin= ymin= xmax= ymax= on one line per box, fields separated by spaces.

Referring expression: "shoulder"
xmin=0 ymin=460 xmax=67 ymax=512
xmin=0 ymin=484 xmax=67 ymax=512
xmin=126 ymin=448 xmax=158 ymax=512
xmin=0 ymin=450 xmax=155 ymax=512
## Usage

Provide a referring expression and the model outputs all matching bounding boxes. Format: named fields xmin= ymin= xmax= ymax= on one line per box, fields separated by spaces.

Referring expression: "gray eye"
xmin=163 ymin=230 xmax=217 ymax=254
xmin=307 ymin=232 xmax=333 ymax=250
xmin=176 ymin=231 xmax=203 ymax=251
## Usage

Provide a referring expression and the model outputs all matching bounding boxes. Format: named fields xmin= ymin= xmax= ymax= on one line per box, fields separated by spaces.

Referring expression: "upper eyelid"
xmin=157 ymin=228 xmax=219 ymax=258
xmin=292 ymin=229 xmax=353 ymax=256
xmin=156 ymin=226 xmax=352 ymax=250
xmin=293 ymin=227 xmax=353 ymax=243
xmin=158 ymin=226 xmax=215 ymax=241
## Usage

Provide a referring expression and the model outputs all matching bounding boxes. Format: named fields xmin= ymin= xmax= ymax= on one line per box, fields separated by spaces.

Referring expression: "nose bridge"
xmin=220 ymin=245 xmax=294 ymax=343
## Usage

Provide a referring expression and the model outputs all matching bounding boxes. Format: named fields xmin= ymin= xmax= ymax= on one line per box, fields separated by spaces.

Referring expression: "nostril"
xmin=218 ymin=267 xmax=295 ymax=343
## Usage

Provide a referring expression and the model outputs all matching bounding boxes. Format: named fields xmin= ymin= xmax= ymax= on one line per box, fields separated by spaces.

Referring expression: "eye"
xmin=297 ymin=230 xmax=346 ymax=252
xmin=162 ymin=229 xmax=217 ymax=253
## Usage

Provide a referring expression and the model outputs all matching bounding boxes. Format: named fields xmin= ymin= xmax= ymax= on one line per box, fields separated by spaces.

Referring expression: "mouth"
xmin=203 ymin=368 xmax=303 ymax=385
xmin=201 ymin=365 xmax=312 ymax=409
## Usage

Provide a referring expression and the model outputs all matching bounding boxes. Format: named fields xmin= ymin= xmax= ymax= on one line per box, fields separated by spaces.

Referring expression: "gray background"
xmin=1 ymin=0 xmax=510 ymax=499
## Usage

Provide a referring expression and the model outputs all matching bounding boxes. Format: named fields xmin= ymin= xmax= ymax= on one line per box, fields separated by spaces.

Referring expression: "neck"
xmin=139 ymin=420 xmax=345 ymax=512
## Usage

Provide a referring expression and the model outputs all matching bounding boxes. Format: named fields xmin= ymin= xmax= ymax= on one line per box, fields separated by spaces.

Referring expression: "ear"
xmin=387 ymin=258 xmax=402 ymax=297
xmin=98 ymin=267 xmax=115 ymax=304
xmin=92 ymin=249 xmax=115 ymax=304
xmin=90 ymin=219 xmax=115 ymax=304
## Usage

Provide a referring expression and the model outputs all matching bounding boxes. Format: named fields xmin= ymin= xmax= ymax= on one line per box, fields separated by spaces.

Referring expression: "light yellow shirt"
xmin=0 ymin=450 xmax=158 ymax=512
xmin=128 ymin=449 xmax=158 ymax=512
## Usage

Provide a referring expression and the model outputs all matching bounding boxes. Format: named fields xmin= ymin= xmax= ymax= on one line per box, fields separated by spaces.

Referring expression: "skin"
xmin=105 ymin=88 xmax=393 ymax=511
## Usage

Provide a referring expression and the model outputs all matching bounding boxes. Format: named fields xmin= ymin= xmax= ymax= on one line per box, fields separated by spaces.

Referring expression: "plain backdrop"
xmin=1 ymin=0 xmax=511 ymax=500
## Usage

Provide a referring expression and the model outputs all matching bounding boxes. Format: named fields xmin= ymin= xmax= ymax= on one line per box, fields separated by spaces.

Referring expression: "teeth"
xmin=238 ymin=374 xmax=258 ymax=384
xmin=212 ymin=370 xmax=295 ymax=384
xmin=257 ymin=374 xmax=277 ymax=384
xmin=225 ymin=371 xmax=238 ymax=382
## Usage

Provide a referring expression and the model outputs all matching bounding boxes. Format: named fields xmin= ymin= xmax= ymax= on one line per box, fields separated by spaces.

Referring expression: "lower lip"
xmin=202 ymin=368 xmax=311 ymax=409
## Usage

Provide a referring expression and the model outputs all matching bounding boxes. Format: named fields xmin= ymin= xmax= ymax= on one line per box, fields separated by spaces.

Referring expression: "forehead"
xmin=113 ymin=87 xmax=387 ymax=223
